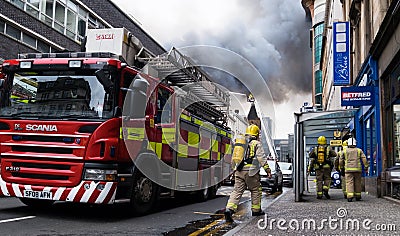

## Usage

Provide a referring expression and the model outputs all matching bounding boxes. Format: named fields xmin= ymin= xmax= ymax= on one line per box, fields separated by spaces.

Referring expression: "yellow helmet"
xmin=245 ymin=124 xmax=260 ymax=137
xmin=317 ymin=136 xmax=326 ymax=145
xmin=342 ymin=140 xmax=348 ymax=147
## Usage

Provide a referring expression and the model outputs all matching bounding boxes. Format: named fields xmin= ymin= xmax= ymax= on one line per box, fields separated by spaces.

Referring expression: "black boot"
xmin=324 ymin=190 xmax=330 ymax=199
xmin=317 ymin=195 xmax=322 ymax=199
xmin=347 ymin=197 xmax=353 ymax=202
xmin=224 ymin=209 xmax=234 ymax=223
xmin=252 ymin=211 xmax=265 ymax=216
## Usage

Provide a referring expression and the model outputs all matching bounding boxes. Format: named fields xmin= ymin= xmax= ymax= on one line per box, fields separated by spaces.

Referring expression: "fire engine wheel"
xmin=130 ymin=172 xmax=159 ymax=215
xmin=19 ymin=198 xmax=54 ymax=209
xmin=196 ymin=187 xmax=210 ymax=202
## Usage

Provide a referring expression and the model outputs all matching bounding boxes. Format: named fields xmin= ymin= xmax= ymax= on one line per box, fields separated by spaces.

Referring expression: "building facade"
xmin=302 ymin=0 xmax=398 ymax=197
xmin=0 ymin=0 xmax=165 ymax=62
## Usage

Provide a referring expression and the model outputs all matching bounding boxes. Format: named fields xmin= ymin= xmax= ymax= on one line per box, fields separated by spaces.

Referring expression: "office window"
xmin=37 ymin=40 xmax=50 ymax=53
xmin=27 ymin=0 xmax=40 ymax=8
xmin=55 ymin=1 xmax=65 ymax=24
xmin=67 ymin=1 xmax=77 ymax=12
xmin=6 ymin=25 xmax=21 ymax=40
xmin=77 ymin=18 xmax=86 ymax=37
xmin=315 ymin=70 xmax=322 ymax=94
xmin=22 ymin=34 xmax=36 ymax=48
xmin=314 ymin=24 xmax=324 ymax=64
xmin=0 ymin=20 xmax=4 ymax=33
xmin=66 ymin=9 xmax=76 ymax=32
xmin=9 ymin=0 xmax=24 ymax=9
xmin=26 ymin=0 xmax=40 ymax=17
xmin=45 ymin=0 xmax=54 ymax=17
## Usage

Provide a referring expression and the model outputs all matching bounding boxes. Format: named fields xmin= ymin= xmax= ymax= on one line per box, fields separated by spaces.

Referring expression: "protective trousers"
xmin=316 ymin=168 xmax=331 ymax=197
xmin=345 ymin=172 xmax=362 ymax=199
xmin=226 ymin=171 xmax=262 ymax=213
xmin=342 ymin=175 xmax=347 ymax=198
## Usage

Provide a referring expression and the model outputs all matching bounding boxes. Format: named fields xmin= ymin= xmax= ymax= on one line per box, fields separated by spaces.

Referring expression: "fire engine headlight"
xmin=20 ymin=61 xmax=32 ymax=69
xmin=84 ymin=169 xmax=117 ymax=181
xmin=69 ymin=60 xmax=82 ymax=68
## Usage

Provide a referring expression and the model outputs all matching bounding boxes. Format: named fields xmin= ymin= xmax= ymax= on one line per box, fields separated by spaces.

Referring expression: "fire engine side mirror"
xmin=126 ymin=75 xmax=149 ymax=119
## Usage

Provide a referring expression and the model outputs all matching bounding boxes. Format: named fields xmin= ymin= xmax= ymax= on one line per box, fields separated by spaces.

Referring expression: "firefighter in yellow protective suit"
xmin=335 ymin=140 xmax=348 ymax=198
xmin=224 ymin=124 xmax=271 ymax=223
xmin=308 ymin=136 xmax=337 ymax=199
xmin=339 ymin=138 xmax=369 ymax=202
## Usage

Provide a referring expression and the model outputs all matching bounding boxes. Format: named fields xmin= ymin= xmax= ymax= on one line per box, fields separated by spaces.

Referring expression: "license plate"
xmin=23 ymin=190 xmax=53 ymax=200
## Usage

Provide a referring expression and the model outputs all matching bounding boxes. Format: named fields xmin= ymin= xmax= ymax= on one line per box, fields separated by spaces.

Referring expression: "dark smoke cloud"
xmin=166 ymin=0 xmax=312 ymax=103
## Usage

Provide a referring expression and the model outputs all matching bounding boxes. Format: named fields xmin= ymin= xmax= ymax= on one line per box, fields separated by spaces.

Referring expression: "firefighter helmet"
xmin=342 ymin=140 xmax=348 ymax=147
xmin=245 ymin=124 xmax=260 ymax=137
xmin=317 ymin=136 xmax=327 ymax=145
xmin=347 ymin=137 xmax=356 ymax=147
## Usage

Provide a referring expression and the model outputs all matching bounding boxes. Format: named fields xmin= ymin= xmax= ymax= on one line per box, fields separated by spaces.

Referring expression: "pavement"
xmin=226 ymin=179 xmax=400 ymax=236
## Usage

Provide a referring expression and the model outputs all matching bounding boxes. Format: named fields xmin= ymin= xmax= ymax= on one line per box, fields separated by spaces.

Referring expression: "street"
xmin=0 ymin=186 xmax=284 ymax=236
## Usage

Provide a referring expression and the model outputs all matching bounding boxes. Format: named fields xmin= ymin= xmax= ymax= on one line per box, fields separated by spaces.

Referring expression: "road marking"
xmin=193 ymin=211 xmax=223 ymax=216
xmin=0 ymin=216 xmax=36 ymax=224
xmin=188 ymin=220 xmax=220 ymax=236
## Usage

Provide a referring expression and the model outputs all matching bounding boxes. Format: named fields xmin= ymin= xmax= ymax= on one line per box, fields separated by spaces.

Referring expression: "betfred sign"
xmin=341 ymin=86 xmax=374 ymax=107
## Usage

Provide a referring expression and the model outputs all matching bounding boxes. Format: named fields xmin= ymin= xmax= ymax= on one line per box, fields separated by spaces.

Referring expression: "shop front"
xmin=349 ymin=57 xmax=381 ymax=196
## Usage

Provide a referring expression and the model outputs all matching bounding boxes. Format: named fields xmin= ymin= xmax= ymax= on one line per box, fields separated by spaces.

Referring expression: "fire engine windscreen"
xmin=0 ymin=70 xmax=115 ymax=119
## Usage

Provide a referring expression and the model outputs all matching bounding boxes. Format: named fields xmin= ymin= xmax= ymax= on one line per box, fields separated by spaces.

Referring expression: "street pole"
xmin=294 ymin=112 xmax=304 ymax=202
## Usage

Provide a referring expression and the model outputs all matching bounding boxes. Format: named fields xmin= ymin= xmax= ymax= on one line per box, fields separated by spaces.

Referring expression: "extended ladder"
xmin=139 ymin=47 xmax=230 ymax=126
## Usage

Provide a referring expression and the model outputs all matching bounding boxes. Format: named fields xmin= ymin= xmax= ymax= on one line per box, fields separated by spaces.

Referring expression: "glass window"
xmin=26 ymin=4 xmax=40 ymax=17
xmin=54 ymin=21 xmax=64 ymax=33
xmin=88 ymin=15 xmax=97 ymax=28
xmin=55 ymin=1 xmax=65 ymax=24
xmin=78 ymin=7 xmax=87 ymax=18
xmin=67 ymin=0 xmax=77 ymax=12
xmin=66 ymin=9 xmax=76 ymax=31
xmin=45 ymin=0 xmax=54 ymax=17
xmin=314 ymin=23 xmax=324 ymax=64
xmin=315 ymin=70 xmax=322 ymax=94
xmin=6 ymin=25 xmax=21 ymax=40
xmin=0 ymin=20 xmax=4 ymax=33
xmin=37 ymin=40 xmax=50 ymax=53
xmin=157 ymin=87 xmax=172 ymax=123
xmin=27 ymin=0 xmax=40 ymax=8
xmin=41 ymin=13 xmax=53 ymax=27
xmin=9 ymin=0 xmax=24 ymax=9
xmin=77 ymin=18 xmax=86 ymax=37
xmin=22 ymin=33 xmax=37 ymax=48
xmin=393 ymin=104 xmax=400 ymax=165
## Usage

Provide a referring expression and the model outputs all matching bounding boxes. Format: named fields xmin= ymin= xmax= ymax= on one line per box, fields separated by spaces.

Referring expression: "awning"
xmin=298 ymin=109 xmax=357 ymax=136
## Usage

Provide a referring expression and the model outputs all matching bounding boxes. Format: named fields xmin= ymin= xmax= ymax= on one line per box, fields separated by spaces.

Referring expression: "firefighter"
xmin=335 ymin=140 xmax=348 ymax=198
xmin=339 ymin=138 xmax=369 ymax=202
xmin=307 ymin=136 xmax=337 ymax=199
xmin=224 ymin=124 xmax=271 ymax=223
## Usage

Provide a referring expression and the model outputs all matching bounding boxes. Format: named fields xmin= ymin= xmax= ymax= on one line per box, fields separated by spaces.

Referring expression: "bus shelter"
xmin=294 ymin=109 xmax=357 ymax=201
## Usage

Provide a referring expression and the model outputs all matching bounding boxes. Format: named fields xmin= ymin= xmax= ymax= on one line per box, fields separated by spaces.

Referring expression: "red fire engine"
xmin=0 ymin=28 xmax=232 ymax=215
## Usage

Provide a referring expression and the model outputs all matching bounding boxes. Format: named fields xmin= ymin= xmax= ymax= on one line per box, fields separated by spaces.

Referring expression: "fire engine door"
xmin=154 ymin=86 xmax=175 ymax=163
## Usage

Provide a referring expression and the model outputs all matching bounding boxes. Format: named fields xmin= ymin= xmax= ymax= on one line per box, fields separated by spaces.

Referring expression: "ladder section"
xmin=141 ymin=47 xmax=230 ymax=126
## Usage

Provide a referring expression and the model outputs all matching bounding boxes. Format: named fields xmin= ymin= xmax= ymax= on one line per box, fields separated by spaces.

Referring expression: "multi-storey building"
xmin=302 ymin=0 xmax=400 ymax=197
xmin=0 ymin=0 xmax=165 ymax=62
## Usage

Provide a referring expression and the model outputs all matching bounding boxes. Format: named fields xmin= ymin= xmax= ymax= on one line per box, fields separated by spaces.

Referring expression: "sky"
xmin=112 ymin=0 xmax=312 ymax=139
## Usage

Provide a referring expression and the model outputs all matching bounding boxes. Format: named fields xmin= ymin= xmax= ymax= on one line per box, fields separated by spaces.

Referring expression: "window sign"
xmin=333 ymin=22 xmax=350 ymax=86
